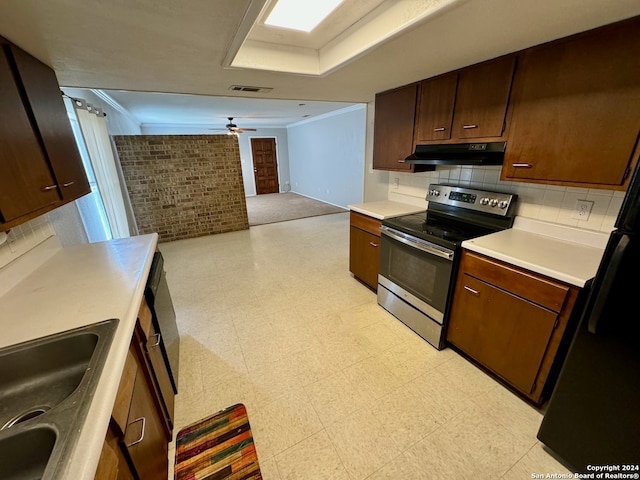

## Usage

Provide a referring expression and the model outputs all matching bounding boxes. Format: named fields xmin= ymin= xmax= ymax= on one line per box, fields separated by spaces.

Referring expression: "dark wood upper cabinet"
xmin=0 ymin=38 xmax=90 ymax=229
xmin=452 ymin=55 xmax=516 ymax=139
xmin=414 ymin=73 xmax=458 ymax=143
xmin=0 ymin=46 xmax=59 ymax=223
xmin=372 ymin=83 xmax=418 ymax=172
xmin=502 ymin=17 xmax=640 ymax=189
xmin=10 ymin=45 xmax=90 ymax=201
xmin=413 ymin=56 xmax=515 ymax=145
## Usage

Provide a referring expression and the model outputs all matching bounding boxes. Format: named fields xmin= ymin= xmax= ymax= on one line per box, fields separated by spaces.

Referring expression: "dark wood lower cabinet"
xmin=447 ymin=250 xmax=580 ymax=404
xmin=96 ymin=298 xmax=174 ymax=480
xmin=123 ymin=365 xmax=168 ymax=480
xmin=349 ymin=212 xmax=382 ymax=290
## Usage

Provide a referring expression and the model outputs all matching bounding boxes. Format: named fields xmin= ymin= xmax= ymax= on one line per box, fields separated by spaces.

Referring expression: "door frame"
xmin=248 ymin=136 xmax=282 ymax=195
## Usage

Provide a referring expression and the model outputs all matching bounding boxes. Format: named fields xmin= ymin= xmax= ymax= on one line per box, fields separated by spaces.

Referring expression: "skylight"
xmin=264 ymin=0 xmax=344 ymax=33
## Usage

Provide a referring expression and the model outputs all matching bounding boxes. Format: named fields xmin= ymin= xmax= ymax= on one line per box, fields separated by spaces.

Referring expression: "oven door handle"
xmin=380 ymin=226 xmax=454 ymax=261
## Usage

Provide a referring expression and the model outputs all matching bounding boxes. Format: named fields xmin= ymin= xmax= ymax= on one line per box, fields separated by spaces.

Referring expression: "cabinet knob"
xmin=41 ymin=184 xmax=58 ymax=192
xmin=462 ymin=124 xmax=478 ymax=129
xmin=125 ymin=417 xmax=146 ymax=447
xmin=369 ymin=241 xmax=379 ymax=248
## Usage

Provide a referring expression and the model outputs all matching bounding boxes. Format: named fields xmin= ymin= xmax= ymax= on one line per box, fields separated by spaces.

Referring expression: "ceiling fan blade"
xmin=237 ymin=128 xmax=257 ymax=132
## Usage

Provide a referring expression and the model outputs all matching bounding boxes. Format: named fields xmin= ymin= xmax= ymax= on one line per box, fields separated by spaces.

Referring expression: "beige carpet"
xmin=245 ymin=192 xmax=347 ymax=226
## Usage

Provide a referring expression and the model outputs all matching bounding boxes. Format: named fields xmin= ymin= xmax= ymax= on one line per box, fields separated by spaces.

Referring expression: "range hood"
xmin=405 ymin=142 xmax=507 ymax=166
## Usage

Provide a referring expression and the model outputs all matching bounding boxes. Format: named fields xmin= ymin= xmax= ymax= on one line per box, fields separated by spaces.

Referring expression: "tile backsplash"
xmin=387 ymin=166 xmax=624 ymax=233
xmin=0 ymin=216 xmax=55 ymax=269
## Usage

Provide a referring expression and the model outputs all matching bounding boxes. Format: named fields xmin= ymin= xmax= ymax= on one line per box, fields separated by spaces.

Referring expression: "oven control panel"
xmin=426 ymin=184 xmax=516 ymax=216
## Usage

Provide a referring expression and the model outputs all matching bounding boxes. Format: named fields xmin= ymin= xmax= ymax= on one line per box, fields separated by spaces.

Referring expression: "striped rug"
xmin=174 ymin=404 xmax=262 ymax=480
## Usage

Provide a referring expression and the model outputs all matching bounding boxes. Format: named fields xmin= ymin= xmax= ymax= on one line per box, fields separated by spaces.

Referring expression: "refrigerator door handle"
xmin=587 ymin=234 xmax=630 ymax=334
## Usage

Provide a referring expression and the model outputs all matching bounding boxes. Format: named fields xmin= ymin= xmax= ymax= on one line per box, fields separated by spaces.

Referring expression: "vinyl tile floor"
xmin=159 ymin=212 xmax=572 ymax=480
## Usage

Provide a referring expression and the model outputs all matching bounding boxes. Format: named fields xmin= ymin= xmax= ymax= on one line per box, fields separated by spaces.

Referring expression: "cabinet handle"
xmin=150 ymin=332 xmax=161 ymax=347
xmin=462 ymin=124 xmax=478 ymax=129
xmin=125 ymin=417 xmax=146 ymax=447
xmin=512 ymin=163 xmax=533 ymax=168
xmin=464 ymin=285 xmax=479 ymax=295
xmin=369 ymin=241 xmax=379 ymax=248
xmin=397 ymin=159 xmax=406 ymax=163
xmin=433 ymin=127 xmax=446 ymax=132
xmin=62 ymin=181 xmax=75 ymax=187
xmin=41 ymin=184 xmax=58 ymax=192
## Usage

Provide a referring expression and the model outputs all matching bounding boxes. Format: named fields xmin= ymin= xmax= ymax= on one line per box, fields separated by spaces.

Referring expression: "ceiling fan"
xmin=209 ymin=117 xmax=257 ymax=135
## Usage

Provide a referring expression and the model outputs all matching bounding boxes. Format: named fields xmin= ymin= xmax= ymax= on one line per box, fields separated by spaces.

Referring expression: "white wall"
xmin=287 ymin=105 xmax=366 ymax=208
xmin=387 ymin=166 xmax=624 ymax=232
xmin=363 ymin=101 xmax=389 ymax=202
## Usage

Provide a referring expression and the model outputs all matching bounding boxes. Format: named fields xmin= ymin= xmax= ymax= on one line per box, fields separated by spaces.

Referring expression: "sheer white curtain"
xmin=75 ymin=107 xmax=130 ymax=239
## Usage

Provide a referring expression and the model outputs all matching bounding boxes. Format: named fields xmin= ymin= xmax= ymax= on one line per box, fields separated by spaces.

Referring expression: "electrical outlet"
xmin=393 ymin=178 xmax=399 ymax=189
xmin=572 ymin=200 xmax=594 ymax=220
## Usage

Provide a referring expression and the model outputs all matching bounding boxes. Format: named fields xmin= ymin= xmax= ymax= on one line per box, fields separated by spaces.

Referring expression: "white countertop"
xmin=348 ymin=200 xmax=425 ymax=220
xmin=0 ymin=233 xmax=158 ymax=479
xmin=461 ymin=217 xmax=609 ymax=287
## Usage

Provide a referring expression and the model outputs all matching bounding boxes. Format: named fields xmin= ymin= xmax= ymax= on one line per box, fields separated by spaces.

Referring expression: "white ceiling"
xmin=0 ymin=0 xmax=638 ymax=129
xmin=97 ymin=90 xmax=359 ymax=129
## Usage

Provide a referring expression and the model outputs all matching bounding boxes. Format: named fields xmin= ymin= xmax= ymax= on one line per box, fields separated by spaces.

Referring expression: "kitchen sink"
xmin=0 ymin=427 xmax=57 ymax=480
xmin=0 ymin=319 xmax=119 ymax=479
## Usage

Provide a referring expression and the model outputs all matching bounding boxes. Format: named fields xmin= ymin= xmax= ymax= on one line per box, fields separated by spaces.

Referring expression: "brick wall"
xmin=114 ymin=135 xmax=249 ymax=242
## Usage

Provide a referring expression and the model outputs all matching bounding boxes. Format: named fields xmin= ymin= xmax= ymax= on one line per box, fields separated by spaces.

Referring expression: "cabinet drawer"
xmin=350 ymin=211 xmax=382 ymax=237
xmin=462 ymin=251 xmax=569 ymax=312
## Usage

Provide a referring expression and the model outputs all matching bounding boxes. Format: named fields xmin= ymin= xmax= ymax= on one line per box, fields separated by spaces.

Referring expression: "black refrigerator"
xmin=537 ymin=163 xmax=640 ymax=470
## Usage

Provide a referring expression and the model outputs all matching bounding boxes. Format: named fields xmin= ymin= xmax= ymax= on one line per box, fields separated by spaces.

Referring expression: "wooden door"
xmin=372 ymin=84 xmax=418 ymax=171
xmin=414 ymin=73 xmax=458 ymax=143
xmin=251 ymin=138 xmax=279 ymax=194
xmin=452 ymin=55 xmax=516 ymax=139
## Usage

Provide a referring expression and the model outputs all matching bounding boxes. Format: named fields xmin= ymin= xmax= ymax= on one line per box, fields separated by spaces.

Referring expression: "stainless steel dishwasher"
xmin=145 ymin=252 xmax=179 ymax=393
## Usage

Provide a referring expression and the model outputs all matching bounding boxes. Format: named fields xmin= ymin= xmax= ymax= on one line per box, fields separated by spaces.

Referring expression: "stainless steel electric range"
xmin=377 ymin=184 xmax=517 ymax=349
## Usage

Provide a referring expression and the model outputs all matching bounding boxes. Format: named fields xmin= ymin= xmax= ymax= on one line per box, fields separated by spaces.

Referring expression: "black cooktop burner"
xmin=382 ymin=212 xmax=495 ymax=248
xmin=382 ymin=184 xmax=517 ymax=249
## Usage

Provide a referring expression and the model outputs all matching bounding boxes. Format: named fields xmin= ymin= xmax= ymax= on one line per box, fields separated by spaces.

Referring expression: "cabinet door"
xmin=349 ymin=226 xmax=381 ymax=290
xmin=373 ymin=84 xmax=417 ymax=171
xmin=414 ymin=73 xmax=458 ymax=142
xmin=10 ymin=45 xmax=90 ymax=200
xmin=123 ymin=368 xmax=168 ymax=480
xmin=502 ymin=17 xmax=640 ymax=187
xmin=144 ymin=321 xmax=175 ymax=430
xmin=452 ymin=56 xmax=515 ymax=139
xmin=0 ymin=48 xmax=59 ymax=223
xmin=447 ymin=274 xmax=558 ymax=395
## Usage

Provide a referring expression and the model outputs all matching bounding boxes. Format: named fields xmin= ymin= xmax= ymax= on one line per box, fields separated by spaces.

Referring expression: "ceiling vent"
xmin=229 ymin=85 xmax=273 ymax=93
